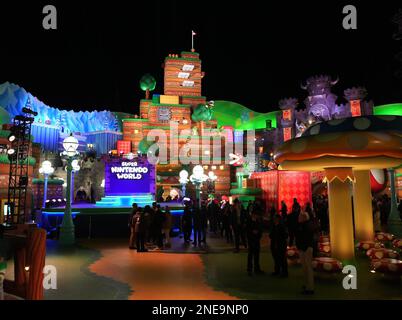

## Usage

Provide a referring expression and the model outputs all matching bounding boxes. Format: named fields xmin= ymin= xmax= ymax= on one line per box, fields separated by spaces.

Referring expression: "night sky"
xmin=1 ymin=1 xmax=401 ymax=113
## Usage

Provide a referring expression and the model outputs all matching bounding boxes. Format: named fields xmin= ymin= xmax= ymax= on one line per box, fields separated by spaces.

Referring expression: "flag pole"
xmin=191 ymin=30 xmax=195 ymax=52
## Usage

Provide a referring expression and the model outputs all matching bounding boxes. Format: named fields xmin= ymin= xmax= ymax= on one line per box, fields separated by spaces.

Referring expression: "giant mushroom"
xmin=274 ymin=115 xmax=402 ymax=261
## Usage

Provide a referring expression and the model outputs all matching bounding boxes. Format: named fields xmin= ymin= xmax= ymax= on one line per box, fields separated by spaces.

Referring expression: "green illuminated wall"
xmin=373 ymin=103 xmax=402 ymax=116
xmin=212 ymin=100 xmax=279 ymax=130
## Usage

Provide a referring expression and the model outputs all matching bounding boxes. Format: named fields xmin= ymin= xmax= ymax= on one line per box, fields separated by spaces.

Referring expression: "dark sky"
xmin=1 ymin=1 xmax=401 ymax=113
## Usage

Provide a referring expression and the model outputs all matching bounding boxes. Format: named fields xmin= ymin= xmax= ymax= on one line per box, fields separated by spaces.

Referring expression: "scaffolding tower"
xmin=5 ymin=101 xmax=35 ymax=225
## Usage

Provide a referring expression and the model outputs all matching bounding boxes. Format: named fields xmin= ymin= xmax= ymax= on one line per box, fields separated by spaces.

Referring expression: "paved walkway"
xmin=86 ymin=241 xmax=237 ymax=300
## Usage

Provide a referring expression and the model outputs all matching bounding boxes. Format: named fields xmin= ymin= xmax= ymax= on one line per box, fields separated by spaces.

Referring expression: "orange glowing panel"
xmin=282 ymin=109 xmax=292 ymax=121
xmin=350 ymin=100 xmax=361 ymax=117
xmin=283 ymin=127 xmax=292 ymax=142
xmin=117 ymin=140 xmax=131 ymax=155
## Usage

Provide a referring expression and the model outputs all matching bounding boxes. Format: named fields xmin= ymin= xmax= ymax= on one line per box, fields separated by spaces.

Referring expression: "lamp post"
xmin=70 ymin=159 xmax=80 ymax=204
xmin=39 ymin=160 xmax=54 ymax=208
xmin=179 ymin=170 xmax=189 ymax=198
xmin=59 ymin=134 xmax=79 ymax=245
xmin=207 ymin=171 xmax=217 ymax=194
xmin=190 ymin=165 xmax=208 ymax=209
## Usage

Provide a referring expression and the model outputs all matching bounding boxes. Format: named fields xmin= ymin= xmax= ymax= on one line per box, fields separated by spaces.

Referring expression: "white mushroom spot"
xmin=375 ymin=251 xmax=383 ymax=259
xmin=291 ymin=138 xmax=307 ymax=153
xmin=378 ymin=115 xmax=396 ymax=121
xmin=309 ymin=125 xmax=320 ymax=135
xmin=328 ymin=119 xmax=346 ymax=126
xmin=347 ymin=133 xmax=369 ymax=150
xmin=353 ymin=117 xmax=371 ymax=130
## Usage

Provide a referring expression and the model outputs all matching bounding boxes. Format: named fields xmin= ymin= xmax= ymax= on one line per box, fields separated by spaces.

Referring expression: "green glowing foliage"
xmin=191 ymin=102 xmax=214 ymax=122
xmin=139 ymin=74 xmax=156 ymax=99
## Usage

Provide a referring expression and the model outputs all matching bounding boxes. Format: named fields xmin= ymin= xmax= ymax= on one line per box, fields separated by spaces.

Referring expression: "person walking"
xmin=222 ymin=201 xmax=233 ymax=243
xmin=200 ymin=204 xmax=208 ymax=245
xmin=246 ymin=211 xmax=264 ymax=276
xmin=134 ymin=208 xmax=147 ymax=252
xmin=163 ymin=206 xmax=172 ymax=248
xmin=296 ymin=210 xmax=315 ymax=294
xmin=129 ymin=203 xmax=138 ymax=249
xmin=231 ymin=199 xmax=247 ymax=252
xmin=182 ymin=204 xmax=193 ymax=244
xmin=193 ymin=205 xmax=203 ymax=247
xmin=270 ymin=214 xmax=288 ymax=277
xmin=280 ymin=200 xmax=288 ymax=222
xmin=154 ymin=205 xmax=165 ymax=249
xmin=288 ymin=198 xmax=301 ymax=246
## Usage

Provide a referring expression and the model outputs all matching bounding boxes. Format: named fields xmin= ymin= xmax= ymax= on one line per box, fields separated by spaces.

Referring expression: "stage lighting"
xmin=22 ymin=107 xmax=38 ymax=117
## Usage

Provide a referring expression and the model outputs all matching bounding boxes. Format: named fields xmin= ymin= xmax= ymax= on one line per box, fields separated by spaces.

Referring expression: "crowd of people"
xmin=128 ymin=194 xmax=402 ymax=296
xmin=128 ymin=202 xmax=173 ymax=252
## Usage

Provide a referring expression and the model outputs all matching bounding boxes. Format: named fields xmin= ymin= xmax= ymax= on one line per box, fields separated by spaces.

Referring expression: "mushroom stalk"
xmin=326 ymin=169 xmax=355 ymax=261
xmin=352 ymin=170 xmax=374 ymax=242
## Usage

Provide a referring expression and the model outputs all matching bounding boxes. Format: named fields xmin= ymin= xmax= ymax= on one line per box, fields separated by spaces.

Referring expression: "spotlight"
xmin=22 ymin=107 xmax=38 ymax=117
xmin=8 ymin=133 xmax=16 ymax=142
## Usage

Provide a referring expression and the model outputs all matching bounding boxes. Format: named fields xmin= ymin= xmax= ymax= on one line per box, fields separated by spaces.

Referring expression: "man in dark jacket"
xmin=231 ymin=199 xmax=248 ymax=252
xmin=193 ymin=206 xmax=202 ymax=247
xmin=134 ymin=208 xmax=147 ymax=252
xmin=270 ymin=214 xmax=288 ymax=277
xmin=295 ymin=211 xmax=315 ymax=294
xmin=246 ymin=211 xmax=264 ymax=276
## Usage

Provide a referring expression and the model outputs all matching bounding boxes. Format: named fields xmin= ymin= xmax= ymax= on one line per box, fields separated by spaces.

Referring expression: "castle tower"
xmin=163 ymin=51 xmax=205 ymax=108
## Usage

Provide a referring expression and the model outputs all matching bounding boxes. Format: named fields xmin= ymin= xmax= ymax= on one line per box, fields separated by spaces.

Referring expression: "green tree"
xmin=139 ymin=74 xmax=156 ymax=100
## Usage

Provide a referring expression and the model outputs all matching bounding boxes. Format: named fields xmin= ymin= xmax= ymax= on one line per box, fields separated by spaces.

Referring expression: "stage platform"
xmin=39 ymin=201 xmax=185 ymax=239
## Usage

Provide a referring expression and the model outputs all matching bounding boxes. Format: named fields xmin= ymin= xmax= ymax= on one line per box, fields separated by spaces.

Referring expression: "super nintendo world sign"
xmin=105 ymin=159 xmax=156 ymax=196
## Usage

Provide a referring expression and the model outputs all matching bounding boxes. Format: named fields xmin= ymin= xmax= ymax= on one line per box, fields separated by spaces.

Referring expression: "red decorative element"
xmin=370 ymin=169 xmax=387 ymax=193
xmin=117 ymin=140 xmax=131 ymax=155
xmin=251 ymin=171 xmax=312 ymax=214
xmin=319 ymin=235 xmax=330 ymax=243
xmin=350 ymin=100 xmax=361 ymax=117
xmin=283 ymin=127 xmax=292 ymax=142
xmin=366 ymin=248 xmax=400 ymax=260
xmin=356 ymin=241 xmax=384 ymax=251
xmin=282 ymin=109 xmax=292 ymax=121
xmin=371 ymin=258 xmax=402 ymax=275
xmin=312 ymin=257 xmax=343 ymax=273
xmin=286 ymin=246 xmax=300 ymax=261
xmin=392 ymin=239 xmax=402 ymax=250
xmin=221 ymin=126 xmax=233 ymax=143
xmin=319 ymin=242 xmax=331 ymax=256
xmin=375 ymin=232 xmax=395 ymax=242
